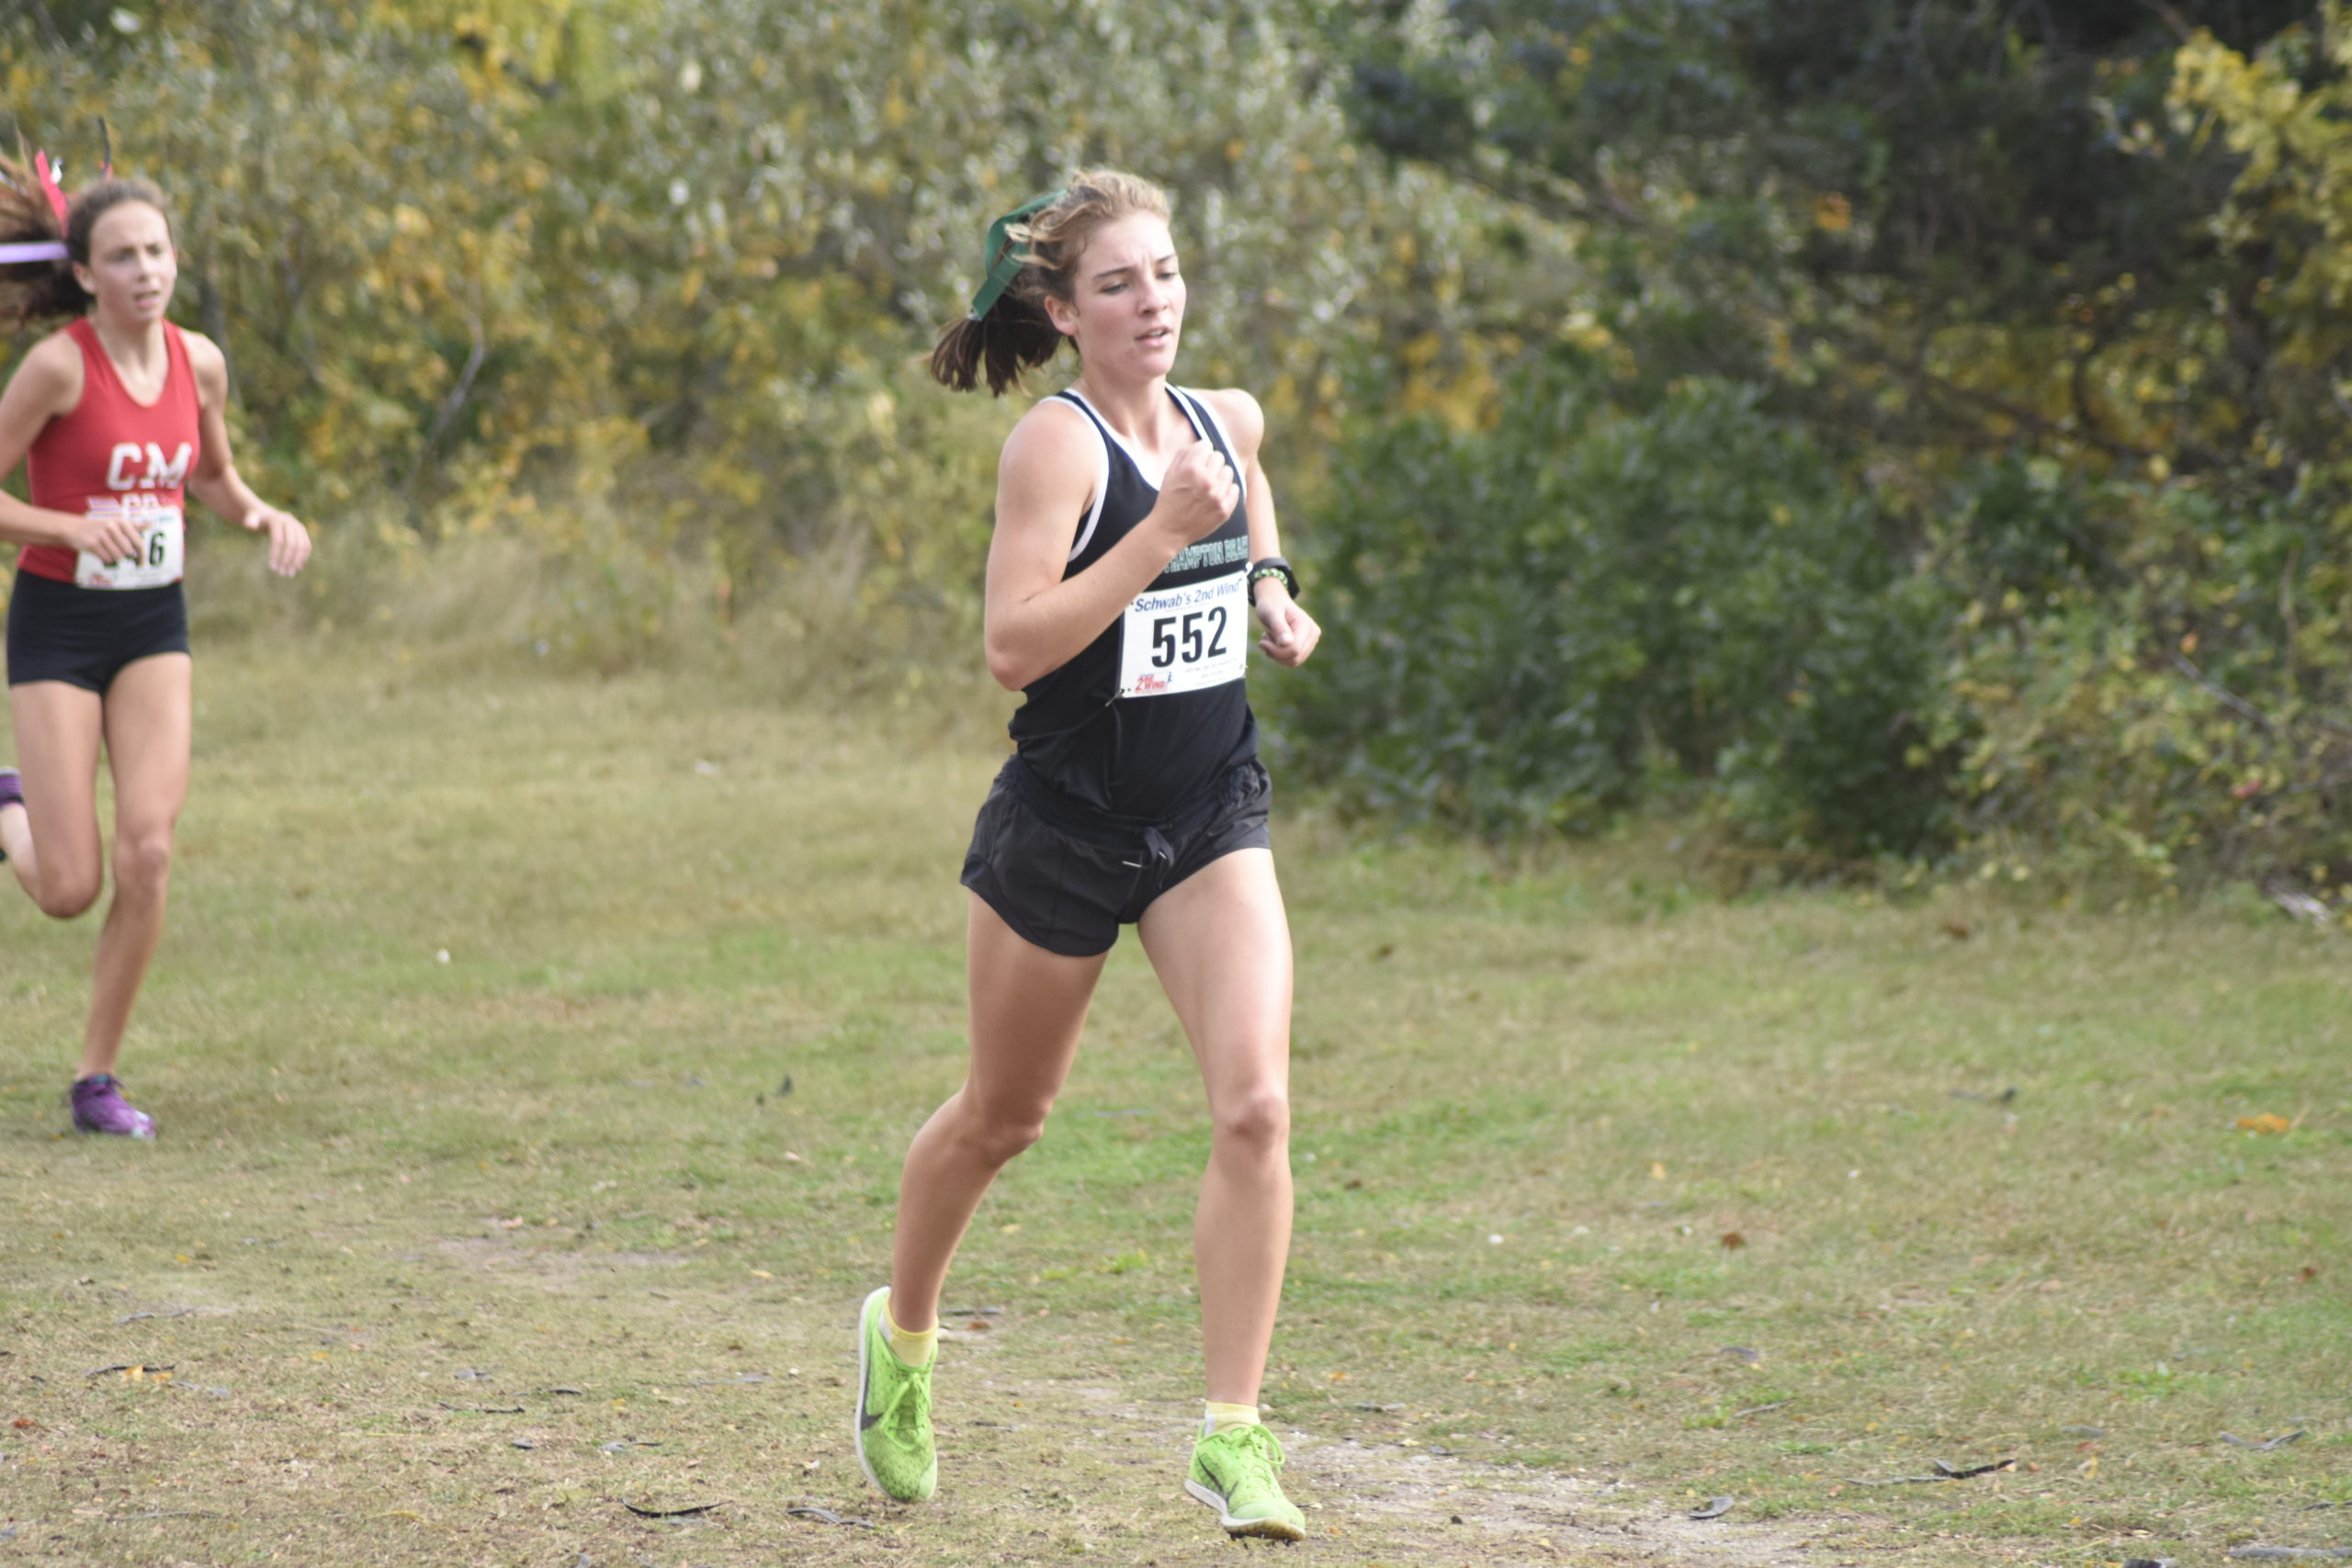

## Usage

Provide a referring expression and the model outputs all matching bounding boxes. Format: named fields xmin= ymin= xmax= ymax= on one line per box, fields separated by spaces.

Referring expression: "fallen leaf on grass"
xmin=1849 ymin=1457 xmax=2013 ymax=1486
xmin=1940 ymin=919 xmax=1970 ymax=941
xmin=786 ymin=1506 xmax=877 ymax=1529
xmin=85 ymin=1363 xmax=175 ymax=1378
xmin=2222 ymin=1431 xmax=2306 ymax=1451
xmin=2238 ymin=1113 xmax=2293 ymax=1134
xmin=622 ymin=1499 xmax=722 ymax=1519
xmin=1719 ymin=1232 xmax=1747 ymax=1250
xmin=1688 ymin=1496 xmax=1736 ymax=1520
xmin=2301 ymin=1266 xmax=2321 ymax=1282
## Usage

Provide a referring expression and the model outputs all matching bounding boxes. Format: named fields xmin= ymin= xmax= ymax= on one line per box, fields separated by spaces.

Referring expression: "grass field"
xmin=2 ymin=637 xmax=2347 ymax=1567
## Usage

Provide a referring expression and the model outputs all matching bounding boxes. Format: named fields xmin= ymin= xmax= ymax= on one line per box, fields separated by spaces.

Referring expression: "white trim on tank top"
xmin=1057 ymin=386 xmax=1244 ymax=563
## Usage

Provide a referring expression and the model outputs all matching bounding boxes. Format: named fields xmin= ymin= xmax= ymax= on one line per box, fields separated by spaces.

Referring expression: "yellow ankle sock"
xmin=885 ymin=1303 xmax=937 ymax=1369
xmin=1204 ymin=1401 xmax=1261 ymax=1436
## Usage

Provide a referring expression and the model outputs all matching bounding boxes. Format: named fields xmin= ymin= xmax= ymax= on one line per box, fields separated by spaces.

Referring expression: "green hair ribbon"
xmin=967 ymin=190 xmax=1064 ymax=321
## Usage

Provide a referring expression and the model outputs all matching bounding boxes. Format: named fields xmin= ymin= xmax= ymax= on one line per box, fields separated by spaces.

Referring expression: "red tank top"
xmin=18 ymin=318 xmax=203 ymax=584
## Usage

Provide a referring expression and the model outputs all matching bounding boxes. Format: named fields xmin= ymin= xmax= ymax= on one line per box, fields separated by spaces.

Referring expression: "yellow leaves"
xmin=1813 ymin=193 xmax=1852 ymax=233
xmin=2236 ymin=1112 xmax=2292 ymax=1134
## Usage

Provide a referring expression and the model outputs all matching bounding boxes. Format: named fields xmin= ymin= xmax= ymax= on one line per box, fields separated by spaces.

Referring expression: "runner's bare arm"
xmin=1199 ymin=389 xmax=1318 ymax=669
xmin=183 ymin=333 xmax=310 ymax=577
xmin=0 ymin=335 xmax=141 ymax=560
xmin=984 ymin=399 xmax=1239 ymax=690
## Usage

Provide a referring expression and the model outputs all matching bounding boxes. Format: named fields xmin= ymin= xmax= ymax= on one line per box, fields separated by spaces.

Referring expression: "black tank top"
xmin=1006 ymin=386 xmax=1259 ymax=821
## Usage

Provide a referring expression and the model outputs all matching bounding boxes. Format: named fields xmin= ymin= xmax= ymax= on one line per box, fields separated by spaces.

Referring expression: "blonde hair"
xmin=930 ymin=170 xmax=1172 ymax=396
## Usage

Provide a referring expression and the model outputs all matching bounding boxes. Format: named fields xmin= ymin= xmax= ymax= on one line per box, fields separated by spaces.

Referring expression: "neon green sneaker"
xmin=1186 ymin=1422 xmax=1306 ymax=1540
xmin=853 ymin=1286 xmax=936 ymax=1501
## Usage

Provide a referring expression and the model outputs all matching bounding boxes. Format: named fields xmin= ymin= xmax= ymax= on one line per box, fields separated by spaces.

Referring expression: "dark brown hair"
xmin=930 ymin=170 xmax=1172 ymax=397
xmin=0 ymin=151 xmax=171 ymax=331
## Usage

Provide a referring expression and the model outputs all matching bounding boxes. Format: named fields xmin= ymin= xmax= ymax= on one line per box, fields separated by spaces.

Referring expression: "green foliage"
xmin=1274 ymin=357 xmax=1947 ymax=853
xmin=1289 ymin=0 xmax=2352 ymax=888
xmin=1934 ymin=469 xmax=2352 ymax=890
xmin=1335 ymin=0 xmax=2296 ymax=470
xmin=2 ymin=0 xmax=1572 ymax=654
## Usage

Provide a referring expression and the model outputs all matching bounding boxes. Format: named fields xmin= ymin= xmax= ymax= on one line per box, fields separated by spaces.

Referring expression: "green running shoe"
xmin=1186 ymin=1422 xmax=1306 ymax=1540
xmin=853 ymin=1286 xmax=937 ymax=1501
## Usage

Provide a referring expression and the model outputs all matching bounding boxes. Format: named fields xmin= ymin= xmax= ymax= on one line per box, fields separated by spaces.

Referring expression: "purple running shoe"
xmin=0 ymin=767 xmax=21 ymax=863
xmin=70 ymin=1075 xmax=156 ymax=1139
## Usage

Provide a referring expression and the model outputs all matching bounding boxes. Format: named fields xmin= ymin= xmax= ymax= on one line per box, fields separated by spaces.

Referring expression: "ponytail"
xmin=0 ymin=141 xmax=170 ymax=332
xmin=929 ymin=293 xmax=1067 ymax=397
xmin=929 ymin=171 xmax=1174 ymax=398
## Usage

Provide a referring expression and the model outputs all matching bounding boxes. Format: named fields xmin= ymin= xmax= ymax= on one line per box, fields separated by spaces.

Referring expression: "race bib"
xmin=74 ymin=503 xmax=185 ymax=591
xmin=1118 ymin=570 xmax=1248 ymax=699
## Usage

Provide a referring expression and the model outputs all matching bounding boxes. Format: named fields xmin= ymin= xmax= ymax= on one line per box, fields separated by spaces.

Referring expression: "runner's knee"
xmin=960 ymin=1100 xmax=1051 ymax=1168
xmin=1211 ymin=1085 xmax=1290 ymax=1156
xmin=35 ymin=868 xmax=102 ymax=919
xmin=111 ymin=829 xmax=174 ymax=897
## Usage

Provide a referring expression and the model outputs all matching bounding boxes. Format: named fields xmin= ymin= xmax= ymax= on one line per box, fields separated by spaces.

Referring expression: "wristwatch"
xmin=1247 ymin=556 xmax=1299 ymax=604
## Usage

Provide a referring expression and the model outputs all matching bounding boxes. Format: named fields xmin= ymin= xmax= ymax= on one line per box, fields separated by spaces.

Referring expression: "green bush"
xmin=1933 ymin=471 xmax=2352 ymax=892
xmin=1272 ymin=358 xmax=1947 ymax=852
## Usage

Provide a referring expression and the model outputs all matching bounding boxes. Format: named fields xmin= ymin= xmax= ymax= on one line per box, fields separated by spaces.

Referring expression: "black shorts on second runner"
xmin=961 ymin=754 xmax=1272 ymax=958
xmin=6 ymin=569 xmax=191 ymax=694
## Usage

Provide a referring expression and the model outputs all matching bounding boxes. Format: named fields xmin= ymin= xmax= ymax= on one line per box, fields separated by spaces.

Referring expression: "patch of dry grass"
xmin=1 ymin=640 xmax=2346 ymax=1566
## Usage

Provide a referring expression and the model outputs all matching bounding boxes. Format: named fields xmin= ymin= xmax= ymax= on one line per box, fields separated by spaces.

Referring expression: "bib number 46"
xmin=74 ymin=505 xmax=186 ymax=591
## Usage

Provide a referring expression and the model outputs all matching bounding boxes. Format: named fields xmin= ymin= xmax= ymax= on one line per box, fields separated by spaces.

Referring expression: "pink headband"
xmin=32 ymin=151 xmax=69 ymax=228
xmin=5 ymin=134 xmax=117 ymax=265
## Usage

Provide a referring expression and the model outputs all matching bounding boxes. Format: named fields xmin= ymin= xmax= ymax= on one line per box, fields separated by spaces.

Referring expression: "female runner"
xmin=0 ymin=147 xmax=311 ymax=1135
xmin=853 ymin=171 xmax=1320 ymax=1540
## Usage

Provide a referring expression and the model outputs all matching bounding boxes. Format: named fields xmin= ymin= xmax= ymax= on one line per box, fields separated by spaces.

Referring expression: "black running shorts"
xmin=961 ymin=756 xmax=1273 ymax=958
xmin=6 ymin=569 xmax=191 ymax=694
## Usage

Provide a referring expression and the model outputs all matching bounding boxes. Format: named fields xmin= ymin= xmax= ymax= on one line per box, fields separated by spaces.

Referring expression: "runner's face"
xmin=1052 ymin=213 xmax=1182 ymax=384
xmin=75 ymin=201 xmax=177 ymax=329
